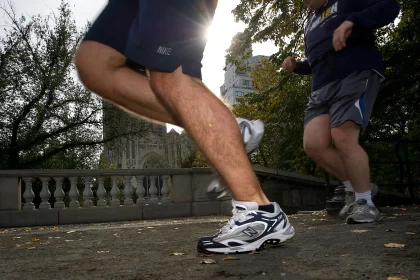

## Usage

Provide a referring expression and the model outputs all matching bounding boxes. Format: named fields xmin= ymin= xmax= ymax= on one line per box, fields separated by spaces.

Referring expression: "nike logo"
xmin=157 ymin=46 xmax=172 ymax=56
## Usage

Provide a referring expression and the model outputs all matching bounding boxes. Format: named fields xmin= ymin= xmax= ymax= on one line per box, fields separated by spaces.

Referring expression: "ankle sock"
xmin=343 ymin=180 xmax=354 ymax=192
xmin=355 ymin=190 xmax=374 ymax=206
xmin=258 ymin=204 xmax=275 ymax=213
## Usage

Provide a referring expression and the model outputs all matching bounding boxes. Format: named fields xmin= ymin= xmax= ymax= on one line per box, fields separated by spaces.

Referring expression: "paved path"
xmin=0 ymin=205 xmax=419 ymax=280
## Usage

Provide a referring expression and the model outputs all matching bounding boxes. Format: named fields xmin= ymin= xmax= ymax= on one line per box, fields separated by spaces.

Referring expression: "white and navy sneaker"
xmin=197 ymin=199 xmax=295 ymax=254
xmin=207 ymin=118 xmax=264 ymax=199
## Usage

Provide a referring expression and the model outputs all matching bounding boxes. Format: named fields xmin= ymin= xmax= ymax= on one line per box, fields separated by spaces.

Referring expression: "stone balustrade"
xmin=20 ymin=175 xmax=171 ymax=210
xmin=0 ymin=167 xmax=339 ymax=228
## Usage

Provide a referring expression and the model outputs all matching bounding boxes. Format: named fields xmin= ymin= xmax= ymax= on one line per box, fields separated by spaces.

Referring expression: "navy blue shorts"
xmin=83 ymin=0 xmax=216 ymax=79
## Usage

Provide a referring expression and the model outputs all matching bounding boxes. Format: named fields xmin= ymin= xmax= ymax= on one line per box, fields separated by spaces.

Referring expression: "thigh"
xmin=330 ymin=70 xmax=380 ymax=133
xmin=83 ymin=0 xmax=139 ymax=56
xmin=125 ymin=0 xmax=216 ymax=80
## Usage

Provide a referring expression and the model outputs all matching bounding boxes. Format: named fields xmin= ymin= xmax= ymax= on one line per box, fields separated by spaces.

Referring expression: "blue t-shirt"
xmin=294 ymin=0 xmax=400 ymax=90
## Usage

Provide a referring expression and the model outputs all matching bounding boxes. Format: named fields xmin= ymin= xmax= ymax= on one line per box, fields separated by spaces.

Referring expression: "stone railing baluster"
xmin=149 ymin=176 xmax=158 ymax=203
xmin=123 ymin=176 xmax=133 ymax=206
xmin=22 ymin=178 xmax=35 ymax=210
xmin=110 ymin=176 xmax=120 ymax=207
xmin=39 ymin=177 xmax=51 ymax=209
xmin=83 ymin=177 xmax=93 ymax=208
xmin=135 ymin=175 xmax=145 ymax=205
xmin=69 ymin=177 xmax=80 ymax=208
xmin=53 ymin=177 xmax=65 ymax=209
xmin=96 ymin=177 xmax=107 ymax=207
xmin=160 ymin=175 xmax=171 ymax=203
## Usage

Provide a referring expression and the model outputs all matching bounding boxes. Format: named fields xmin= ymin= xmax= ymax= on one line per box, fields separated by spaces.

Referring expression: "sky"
xmin=1 ymin=0 xmax=278 ymax=132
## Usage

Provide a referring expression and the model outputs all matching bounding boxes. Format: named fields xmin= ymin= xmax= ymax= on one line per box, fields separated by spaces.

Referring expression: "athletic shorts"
xmin=304 ymin=70 xmax=381 ymax=133
xmin=83 ymin=0 xmax=217 ymax=80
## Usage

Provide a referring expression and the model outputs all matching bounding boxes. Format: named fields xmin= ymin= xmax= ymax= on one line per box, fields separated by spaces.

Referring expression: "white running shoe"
xmin=197 ymin=199 xmax=295 ymax=254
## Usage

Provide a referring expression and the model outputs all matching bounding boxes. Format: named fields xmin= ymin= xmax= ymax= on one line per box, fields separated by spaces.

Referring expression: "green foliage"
xmin=0 ymin=1 xmax=147 ymax=169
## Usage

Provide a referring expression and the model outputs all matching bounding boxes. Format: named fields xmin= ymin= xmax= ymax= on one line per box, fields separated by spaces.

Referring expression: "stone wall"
xmin=0 ymin=167 xmax=339 ymax=228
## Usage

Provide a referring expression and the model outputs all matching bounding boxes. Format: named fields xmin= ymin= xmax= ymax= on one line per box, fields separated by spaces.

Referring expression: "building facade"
xmin=101 ymin=104 xmax=191 ymax=169
xmin=220 ymin=55 xmax=268 ymax=106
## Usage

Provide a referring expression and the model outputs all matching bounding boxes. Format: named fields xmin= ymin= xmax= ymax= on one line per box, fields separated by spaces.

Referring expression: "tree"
xmin=0 ymin=1 xmax=147 ymax=169
xmin=234 ymin=58 xmax=315 ymax=174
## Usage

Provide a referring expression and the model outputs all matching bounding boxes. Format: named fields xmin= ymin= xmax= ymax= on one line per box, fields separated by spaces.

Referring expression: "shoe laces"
xmin=219 ymin=209 xmax=249 ymax=234
xmin=346 ymin=202 xmax=358 ymax=215
xmin=349 ymin=203 xmax=370 ymax=215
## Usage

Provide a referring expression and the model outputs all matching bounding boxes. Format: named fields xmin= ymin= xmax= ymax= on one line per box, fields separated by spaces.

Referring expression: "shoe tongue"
xmin=232 ymin=199 xmax=259 ymax=211
xmin=355 ymin=199 xmax=367 ymax=205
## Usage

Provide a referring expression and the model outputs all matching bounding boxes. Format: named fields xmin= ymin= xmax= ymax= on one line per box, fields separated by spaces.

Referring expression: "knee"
xmin=74 ymin=42 xmax=97 ymax=91
xmin=149 ymin=67 xmax=194 ymax=98
xmin=75 ymin=41 xmax=123 ymax=94
xmin=331 ymin=123 xmax=360 ymax=155
xmin=303 ymin=138 xmax=330 ymax=159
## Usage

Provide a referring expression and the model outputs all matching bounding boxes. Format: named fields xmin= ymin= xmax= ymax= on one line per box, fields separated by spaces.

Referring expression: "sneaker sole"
xmin=244 ymin=120 xmax=264 ymax=154
xmin=346 ymin=216 xmax=383 ymax=224
xmin=197 ymin=225 xmax=295 ymax=254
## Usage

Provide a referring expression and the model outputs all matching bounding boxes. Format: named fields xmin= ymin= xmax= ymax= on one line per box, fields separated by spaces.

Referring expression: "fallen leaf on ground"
xmin=32 ymin=238 xmax=40 ymax=242
xmin=15 ymin=244 xmax=23 ymax=248
xmin=386 ymin=229 xmax=395 ymax=232
xmin=12 ymin=237 xmax=21 ymax=240
xmin=405 ymin=232 xmax=415 ymax=235
xmin=384 ymin=243 xmax=405 ymax=248
xmin=169 ymin=252 xmax=185 ymax=256
xmin=65 ymin=240 xmax=74 ymax=243
xmin=249 ymin=251 xmax=261 ymax=255
xmin=146 ymin=227 xmax=154 ymax=229
xmin=97 ymin=251 xmax=109 ymax=254
xmin=27 ymin=247 xmax=36 ymax=250
xmin=222 ymin=256 xmax=240 ymax=261
xmin=201 ymin=259 xmax=217 ymax=264
xmin=67 ymin=230 xmax=76 ymax=234
xmin=53 ymin=226 xmax=59 ymax=230
xmin=351 ymin=230 xmax=370 ymax=233
xmin=388 ymin=277 xmax=405 ymax=280
xmin=25 ymin=242 xmax=33 ymax=245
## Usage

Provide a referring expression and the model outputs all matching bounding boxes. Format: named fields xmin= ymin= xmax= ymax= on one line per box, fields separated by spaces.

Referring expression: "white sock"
xmin=355 ymin=190 xmax=374 ymax=206
xmin=342 ymin=181 xmax=354 ymax=192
